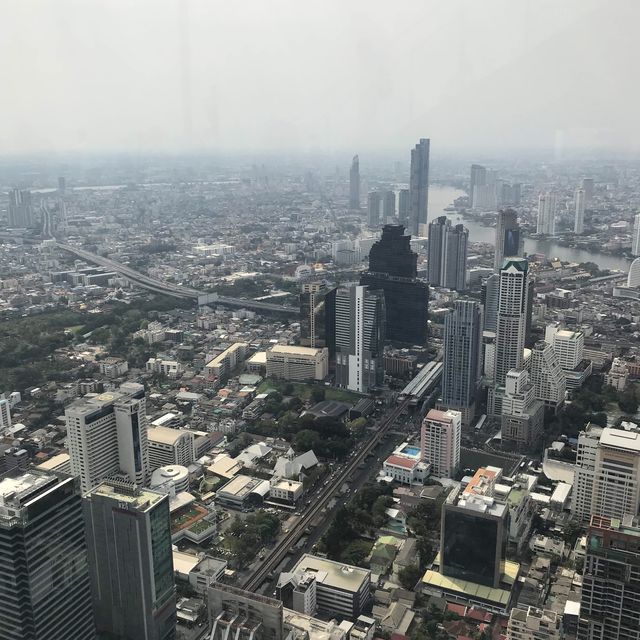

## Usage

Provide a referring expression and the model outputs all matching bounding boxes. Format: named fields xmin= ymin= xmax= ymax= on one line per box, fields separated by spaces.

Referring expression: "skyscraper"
xmin=441 ymin=300 xmax=483 ymax=426
xmin=500 ymin=369 xmax=545 ymax=451
xmin=367 ymin=191 xmax=382 ymax=227
xmin=335 ymin=285 xmax=385 ymax=393
xmin=494 ymin=258 xmax=530 ymax=386
xmin=427 ymin=216 xmax=468 ymax=291
xmin=58 ymin=176 xmax=66 ymax=195
xmin=494 ymin=209 xmax=523 ymax=272
xmin=470 ymin=164 xmax=487 ymax=209
xmin=574 ymin=188 xmax=586 ymax=234
xmin=632 ymin=213 xmax=640 ymax=257
xmin=578 ymin=515 xmax=640 ymax=640
xmin=398 ymin=189 xmax=410 ymax=225
xmin=66 ymin=382 xmax=149 ymax=493
xmin=529 ymin=340 xmax=566 ymax=411
xmin=382 ymin=190 xmax=396 ymax=221
xmin=581 ymin=177 xmax=594 ymax=204
xmin=8 ymin=188 xmax=33 ymax=228
xmin=300 ymin=282 xmax=336 ymax=355
xmin=83 ymin=480 xmax=176 ymax=640
xmin=481 ymin=273 xmax=500 ymax=333
xmin=409 ymin=138 xmax=430 ymax=236
xmin=360 ymin=224 xmax=429 ymax=346
xmin=0 ymin=470 xmax=96 ymax=640
xmin=349 ymin=155 xmax=360 ymax=209
xmin=536 ymin=193 xmax=557 ymax=235
xmin=420 ymin=408 xmax=461 ymax=478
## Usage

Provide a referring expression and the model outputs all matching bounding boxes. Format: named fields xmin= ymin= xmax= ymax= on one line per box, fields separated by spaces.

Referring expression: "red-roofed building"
xmin=447 ymin=603 xmax=468 ymax=617
xmin=382 ymin=455 xmax=429 ymax=485
xmin=466 ymin=607 xmax=494 ymax=624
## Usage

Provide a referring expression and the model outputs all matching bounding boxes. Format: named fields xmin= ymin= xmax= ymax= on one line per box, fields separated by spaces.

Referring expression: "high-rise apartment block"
xmin=574 ymin=188 xmax=586 ymax=234
xmin=536 ymin=193 xmax=557 ymax=236
xmin=441 ymin=300 xmax=483 ymax=426
xmin=367 ymin=191 xmax=382 ymax=227
xmin=494 ymin=209 xmax=523 ymax=272
xmin=0 ymin=470 xmax=96 ymax=640
xmin=420 ymin=408 xmax=461 ymax=478
xmin=398 ymin=188 xmax=410 ymax=225
xmin=632 ymin=213 xmax=640 ymax=257
xmin=581 ymin=177 xmax=594 ymax=204
xmin=470 ymin=164 xmax=487 ymax=209
xmin=349 ymin=155 xmax=360 ymax=209
xmin=578 ymin=515 xmax=640 ymax=640
xmin=300 ymin=282 xmax=336 ymax=354
xmin=427 ymin=216 xmax=468 ymax=291
xmin=382 ymin=189 xmax=396 ymax=221
xmin=360 ymin=224 xmax=429 ymax=346
xmin=8 ymin=188 xmax=33 ymax=228
xmin=529 ymin=340 xmax=566 ymax=411
xmin=544 ymin=325 xmax=584 ymax=370
xmin=335 ymin=285 xmax=385 ymax=393
xmin=83 ymin=480 xmax=176 ymax=640
xmin=65 ymin=382 xmax=149 ymax=493
xmin=500 ymin=369 xmax=544 ymax=451
xmin=572 ymin=424 xmax=640 ymax=523
xmin=409 ymin=138 xmax=430 ymax=236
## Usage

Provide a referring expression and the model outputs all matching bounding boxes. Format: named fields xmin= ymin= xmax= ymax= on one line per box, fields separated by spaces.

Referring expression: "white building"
xmin=574 ymin=188 xmax=585 ymax=234
xmin=420 ymin=409 xmax=461 ymax=479
xmin=545 ymin=325 xmax=584 ymax=370
xmin=572 ymin=424 xmax=640 ymax=523
xmin=382 ymin=455 xmax=429 ymax=485
xmin=628 ymin=257 xmax=640 ymax=288
xmin=147 ymin=426 xmax=195 ymax=470
xmin=605 ymin=357 xmax=629 ymax=391
xmin=65 ymin=383 xmax=149 ymax=493
xmin=507 ymin=607 xmax=561 ymax=640
xmin=269 ymin=478 xmax=304 ymax=505
xmin=150 ymin=464 xmax=190 ymax=494
xmin=633 ymin=213 xmax=640 ymax=257
xmin=266 ymin=345 xmax=328 ymax=382
xmin=529 ymin=341 xmax=566 ymax=410
xmin=536 ymin=193 xmax=557 ymax=236
xmin=205 ymin=343 xmax=249 ymax=380
xmin=0 ymin=398 xmax=11 ymax=429
xmin=98 ymin=357 xmax=129 ymax=379
xmin=145 ymin=358 xmax=183 ymax=378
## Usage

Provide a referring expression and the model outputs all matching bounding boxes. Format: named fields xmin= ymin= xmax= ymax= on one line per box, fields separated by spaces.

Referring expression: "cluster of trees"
xmin=226 ymin=511 xmax=280 ymax=568
xmin=320 ymin=484 xmax=394 ymax=565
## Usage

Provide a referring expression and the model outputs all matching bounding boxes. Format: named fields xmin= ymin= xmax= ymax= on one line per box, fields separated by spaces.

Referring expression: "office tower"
xmin=409 ymin=137 xmax=430 ymax=236
xmin=8 ymin=188 xmax=33 ymax=228
xmin=58 ymin=176 xmax=66 ymax=195
xmin=495 ymin=258 xmax=530 ymax=386
xmin=441 ymin=300 xmax=483 ymax=426
xmin=440 ymin=470 xmax=508 ymax=588
xmin=382 ymin=189 xmax=396 ymax=221
xmin=427 ymin=216 xmax=468 ymax=291
xmin=536 ymin=193 xmax=557 ymax=235
xmin=529 ymin=340 xmax=566 ymax=411
xmin=473 ymin=169 xmax=499 ymax=210
xmin=40 ymin=202 xmax=56 ymax=238
xmin=0 ymin=397 xmax=11 ymax=428
xmin=544 ymin=325 xmax=584 ymax=369
xmin=574 ymin=188 xmax=586 ymax=234
xmin=578 ymin=515 xmax=640 ymax=640
xmin=349 ymin=155 xmax=360 ymax=209
xmin=83 ymin=480 xmax=176 ymax=640
xmin=335 ymin=285 xmax=385 ymax=393
xmin=482 ymin=273 xmax=500 ymax=333
xmin=632 ymin=213 xmax=640 ymax=256
xmin=398 ymin=188 xmax=410 ymax=225
xmin=572 ymin=424 xmax=640 ymax=523
xmin=300 ymin=282 xmax=336 ymax=354
xmin=208 ymin=584 xmax=284 ymax=640
xmin=0 ymin=470 xmax=96 ymax=640
xmin=360 ymin=224 xmax=429 ymax=346
xmin=628 ymin=257 xmax=640 ymax=287
xmin=507 ymin=607 xmax=561 ymax=640
xmin=367 ymin=191 xmax=382 ymax=227
xmin=581 ymin=177 xmax=594 ymax=204
xmin=420 ymin=408 xmax=461 ymax=478
xmin=470 ymin=164 xmax=487 ymax=209
xmin=500 ymin=369 xmax=545 ymax=451
xmin=66 ymin=382 xmax=149 ymax=493
xmin=494 ymin=209 xmax=523 ymax=272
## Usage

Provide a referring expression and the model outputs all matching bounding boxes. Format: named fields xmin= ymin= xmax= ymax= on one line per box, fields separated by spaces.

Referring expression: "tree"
xmin=618 ymin=390 xmax=638 ymax=414
xmin=398 ymin=564 xmax=422 ymax=590
xmin=310 ymin=387 xmax=326 ymax=404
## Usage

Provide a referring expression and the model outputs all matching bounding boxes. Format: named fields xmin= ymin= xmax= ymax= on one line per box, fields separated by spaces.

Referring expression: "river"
xmin=429 ymin=185 xmax=631 ymax=272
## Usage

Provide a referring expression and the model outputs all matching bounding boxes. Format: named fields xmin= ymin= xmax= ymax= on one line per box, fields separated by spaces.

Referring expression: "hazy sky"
xmin=2 ymin=0 xmax=638 ymax=154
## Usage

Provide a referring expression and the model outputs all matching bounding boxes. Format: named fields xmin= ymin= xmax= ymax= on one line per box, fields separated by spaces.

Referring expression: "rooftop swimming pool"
xmin=400 ymin=445 xmax=421 ymax=457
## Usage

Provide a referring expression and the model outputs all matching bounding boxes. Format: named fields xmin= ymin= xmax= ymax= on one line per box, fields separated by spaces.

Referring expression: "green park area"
xmin=257 ymin=378 xmax=360 ymax=404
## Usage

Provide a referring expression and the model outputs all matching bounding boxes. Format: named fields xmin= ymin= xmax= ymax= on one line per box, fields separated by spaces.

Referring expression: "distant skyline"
xmin=2 ymin=0 xmax=638 ymax=154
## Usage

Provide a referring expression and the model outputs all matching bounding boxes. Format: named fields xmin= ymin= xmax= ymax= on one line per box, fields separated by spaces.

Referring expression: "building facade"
xmin=574 ymin=188 xmax=586 ymax=234
xmin=427 ymin=216 xmax=468 ymax=291
xmin=300 ymin=282 xmax=336 ymax=353
xmin=349 ymin=155 xmax=360 ymax=210
xmin=420 ymin=409 xmax=461 ymax=478
xmin=494 ymin=209 xmax=523 ymax=272
xmin=409 ymin=138 xmax=430 ymax=237
xmin=266 ymin=345 xmax=328 ymax=381
xmin=507 ymin=607 xmax=561 ymax=640
xmin=529 ymin=340 xmax=566 ymax=411
xmin=536 ymin=193 xmax=557 ymax=236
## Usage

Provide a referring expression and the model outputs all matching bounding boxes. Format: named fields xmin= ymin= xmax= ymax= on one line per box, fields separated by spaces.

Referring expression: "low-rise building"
xmin=98 ymin=357 xmax=129 ymax=378
xmin=216 ymin=474 xmax=270 ymax=510
xmin=205 ymin=343 xmax=249 ymax=381
xmin=269 ymin=478 xmax=304 ymax=505
xmin=146 ymin=357 xmax=183 ymax=378
xmin=266 ymin=345 xmax=328 ymax=381
xmin=507 ymin=606 xmax=561 ymax=640
xmin=382 ymin=455 xmax=430 ymax=485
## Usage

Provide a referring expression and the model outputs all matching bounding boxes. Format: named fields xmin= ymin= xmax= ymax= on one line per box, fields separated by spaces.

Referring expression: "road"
xmin=242 ymin=398 xmax=411 ymax=592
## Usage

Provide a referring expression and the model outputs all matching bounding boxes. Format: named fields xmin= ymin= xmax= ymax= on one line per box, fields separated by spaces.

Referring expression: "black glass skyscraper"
xmin=360 ymin=224 xmax=429 ymax=346
xmin=300 ymin=283 xmax=336 ymax=356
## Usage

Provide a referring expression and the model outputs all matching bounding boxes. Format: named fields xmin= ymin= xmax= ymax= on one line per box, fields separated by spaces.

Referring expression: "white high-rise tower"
xmin=536 ymin=193 xmax=557 ymax=235
xmin=574 ymin=188 xmax=585 ymax=234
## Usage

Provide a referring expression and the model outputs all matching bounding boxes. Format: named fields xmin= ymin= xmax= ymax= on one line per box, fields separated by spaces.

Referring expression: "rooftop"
xmin=218 ymin=474 xmax=270 ymax=498
xmin=385 ymin=455 xmax=418 ymax=470
xmin=0 ymin=470 xmax=58 ymax=509
xmin=600 ymin=427 xmax=640 ymax=452
xmin=293 ymin=554 xmax=370 ymax=593
xmin=269 ymin=344 xmax=325 ymax=356
xmin=148 ymin=425 xmax=191 ymax=445
xmin=88 ymin=481 xmax=166 ymax=511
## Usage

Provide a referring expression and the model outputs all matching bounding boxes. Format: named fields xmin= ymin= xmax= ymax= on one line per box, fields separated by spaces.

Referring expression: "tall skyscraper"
xmin=398 ymin=189 xmax=410 ymax=225
xmin=470 ymin=164 xmax=487 ymax=209
xmin=382 ymin=190 xmax=396 ymax=221
xmin=58 ymin=176 xmax=66 ymax=195
xmin=494 ymin=209 xmax=523 ymax=272
xmin=83 ymin=480 xmax=175 ymax=640
xmin=300 ymin=282 xmax=336 ymax=355
xmin=574 ymin=188 xmax=586 ymax=234
xmin=581 ymin=177 xmax=594 ymax=204
xmin=536 ymin=193 xmax=557 ymax=235
xmin=441 ymin=300 xmax=483 ymax=426
xmin=495 ymin=258 xmax=530 ymax=385
xmin=367 ymin=191 xmax=382 ymax=227
xmin=66 ymin=382 xmax=149 ymax=493
xmin=8 ymin=188 xmax=33 ymax=228
xmin=427 ymin=216 xmax=468 ymax=291
xmin=500 ymin=368 xmax=545 ymax=451
xmin=632 ymin=213 xmax=640 ymax=257
xmin=578 ymin=515 xmax=640 ymax=640
xmin=572 ymin=424 xmax=640 ymax=523
xmin=409 ymin=138 xmax=430 ymax=236
xmin=481 ymin=273 xmax=500 ymax=333
xmin=0 ymin=470 xmax=96 ymax=640
xmin=420 ymin=408 xmax=461 ymax=478
xmin=529 ymin=340 xmax=566 ymax=411
xmin=349 ymin=155 xmax=360 ymax=209
xmin=360 ymin=224 xmax=429 ymax=346
xmin=335 ymin=285 xmax=385 ymax=393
